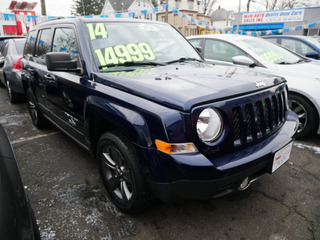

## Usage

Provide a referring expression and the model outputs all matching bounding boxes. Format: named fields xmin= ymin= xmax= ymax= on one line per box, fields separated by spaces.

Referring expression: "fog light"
xmin=238 ymin=177 xmax=250 ymax=191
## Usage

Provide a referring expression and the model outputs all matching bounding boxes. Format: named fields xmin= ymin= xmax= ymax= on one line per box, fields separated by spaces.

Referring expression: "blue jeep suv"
xmin=22 ymin=18 xmax=298 ymax=213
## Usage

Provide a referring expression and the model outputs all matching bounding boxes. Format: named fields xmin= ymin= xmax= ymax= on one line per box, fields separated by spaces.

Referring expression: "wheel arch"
xmin=83 ymin=95 xmax=153 ymax=159
xmin=288 ymin=90 xmax=320 ymax=134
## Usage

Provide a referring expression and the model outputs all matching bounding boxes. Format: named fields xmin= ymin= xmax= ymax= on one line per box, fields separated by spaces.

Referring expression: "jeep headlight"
xmin=197 ymin=108 xmax=222 ymax=142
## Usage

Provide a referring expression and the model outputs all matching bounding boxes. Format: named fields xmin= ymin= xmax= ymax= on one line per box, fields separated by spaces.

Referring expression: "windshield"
xmin=237 ymin=38 xmax=303 ymax=64
xmin=85 ymin=22 xmax=201 ymax=69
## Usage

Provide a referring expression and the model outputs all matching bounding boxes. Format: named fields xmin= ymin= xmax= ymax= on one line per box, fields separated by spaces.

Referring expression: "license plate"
xmin=272 ymin=142 xmax=293 ymax=173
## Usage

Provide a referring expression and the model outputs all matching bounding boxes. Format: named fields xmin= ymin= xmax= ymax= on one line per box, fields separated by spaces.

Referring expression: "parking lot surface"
xmin=0 ymin=87 xmax=319 ymax=240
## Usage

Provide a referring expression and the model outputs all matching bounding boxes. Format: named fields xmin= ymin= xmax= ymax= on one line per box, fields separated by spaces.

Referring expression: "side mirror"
xmin=232 ymin=56 xmax=255 ymax=67
xmin=305 ymin=51 xmax=319 ymax=60
xmin=0 ymin=57 xmax=4 ymax=68
xmin=46 ymin=52 xmax=77 ymax=71
xmin=195 ymin=46 xmax=202 ymax=54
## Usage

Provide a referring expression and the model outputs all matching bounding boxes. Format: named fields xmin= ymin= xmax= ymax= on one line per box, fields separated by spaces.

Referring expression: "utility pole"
xmin=237 ymin=0 xmax=241 ymax=33
xmin=40 ymin=0 xmax=46 ymax=16
xmin=165 ymin=0 xmax=168 ymax=23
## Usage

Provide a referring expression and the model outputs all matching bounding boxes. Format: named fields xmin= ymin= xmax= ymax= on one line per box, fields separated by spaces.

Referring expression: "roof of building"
xmin=109 ymin=0 xmax=152 ymax=12
xmin=109 ymin=0 xmax=134 ymax=12
xmin=211 ymin=7 xmax=233 ymax=21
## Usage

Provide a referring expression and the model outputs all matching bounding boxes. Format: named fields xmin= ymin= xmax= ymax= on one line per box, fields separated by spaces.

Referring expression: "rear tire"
xmin=6 ymin=77 xmax=23 ymax=104
xmin=288 ymin=93 xmax=319 ymax=139
xmin=26 ymin=88 xmax=47 ymax=129
xmin=97 ymin=131 xmax=153 ymax=214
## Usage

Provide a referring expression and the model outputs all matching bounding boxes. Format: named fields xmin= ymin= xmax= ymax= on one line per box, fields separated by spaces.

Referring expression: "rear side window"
xmin=189 ymin=39 xmax=202 ymax=48
xmin=14 ymin=40 xmax=26 ymax=55
xmin=36 ymin=28 xmax=52 ymax=62
xmin=1 ymin=41 xmax=8 ymax=56
xmin=52 ymin=27 xmax=79 ymax=61
xmin=24 ymin=30 xmax=37 ymax=57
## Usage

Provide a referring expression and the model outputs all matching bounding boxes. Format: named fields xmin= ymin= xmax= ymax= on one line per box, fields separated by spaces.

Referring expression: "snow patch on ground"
xmin=294 ymin=142 xmax=320 ymax=154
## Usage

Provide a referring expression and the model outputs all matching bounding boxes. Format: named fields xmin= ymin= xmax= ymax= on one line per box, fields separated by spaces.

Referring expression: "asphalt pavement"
xmin=0 ymin=86 xmax=319 ymax=240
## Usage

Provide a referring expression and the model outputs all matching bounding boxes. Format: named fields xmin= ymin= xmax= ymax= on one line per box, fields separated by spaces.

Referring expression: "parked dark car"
xmin=22 ymin=18 xmax=298 ymax=213
xmin=0 ymin=38 xmax=26 ymax=103
xmin=0 ymin=124 xmax=40 ymax=239
xmin=263 ymin=35 xmax=320 ymax=60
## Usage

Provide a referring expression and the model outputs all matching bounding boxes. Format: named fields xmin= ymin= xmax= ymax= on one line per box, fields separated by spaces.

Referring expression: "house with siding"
xmin=101 ymin=0 xmax=156 ymax=20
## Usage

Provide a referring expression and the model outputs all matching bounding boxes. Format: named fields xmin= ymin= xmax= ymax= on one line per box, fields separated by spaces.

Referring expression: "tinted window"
xmin=14 ymin=40 xmax=26 ymax=55
xmin=1 ymin=42 xmax=8 ymax=56
xmin=204 ymin=39 xmax=246 ymax=62
xmin=52 ymin=28 xmax=79 ymax=61
xmin=281 ymin=38 xmax=315 ymax=56
xmin=189 ymin=39 xmax=202 ymax=48
xmin=36 ymin=28 xmax=52 ymax=61
xmin=24 ymin=30 xmax=37 ymax=57
xmin=266 ymin=38 xmax=277 ymax=44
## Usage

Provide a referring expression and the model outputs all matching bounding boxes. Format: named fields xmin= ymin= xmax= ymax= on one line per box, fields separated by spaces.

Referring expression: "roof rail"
xmin=39 ymin=16 xmax=66 ymax=24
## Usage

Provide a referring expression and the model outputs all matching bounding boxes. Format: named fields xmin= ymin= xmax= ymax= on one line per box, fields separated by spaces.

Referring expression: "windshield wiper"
xmin=294 ymin=59 xmax=306 ymax=64
xmin=165 ymin=57 xmax=204 ymax=64
xmin=278 ymin=61 xmax=294 ymax=65
xmin=99 ymin=61 xmax=165 ymax=69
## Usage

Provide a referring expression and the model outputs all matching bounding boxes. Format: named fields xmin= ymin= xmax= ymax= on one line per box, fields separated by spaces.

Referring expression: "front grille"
xmin=232 ymin=90 xmax=287 ymax=147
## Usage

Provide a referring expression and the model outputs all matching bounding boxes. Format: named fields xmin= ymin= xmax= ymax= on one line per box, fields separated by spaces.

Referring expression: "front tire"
xmin=97 ymin=131 xmax=153 ymax=214
xmin=26 ymin=88 xmax=47 ymax=129
xmin=288 ymin=93 xmax=319 ymax=138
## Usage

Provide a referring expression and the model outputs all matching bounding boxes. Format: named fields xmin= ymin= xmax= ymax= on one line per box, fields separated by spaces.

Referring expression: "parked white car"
xmin=188 ymin=34 xmax=320 ymax=138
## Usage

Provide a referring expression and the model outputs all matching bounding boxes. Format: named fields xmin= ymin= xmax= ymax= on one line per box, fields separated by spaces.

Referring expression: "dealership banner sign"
xmin=242 ymin=9 xmax=305 ymax=24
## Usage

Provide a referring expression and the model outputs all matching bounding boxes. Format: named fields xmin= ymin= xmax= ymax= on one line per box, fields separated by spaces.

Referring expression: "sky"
xmin=1 ymin=0 xmax=320 ymax=16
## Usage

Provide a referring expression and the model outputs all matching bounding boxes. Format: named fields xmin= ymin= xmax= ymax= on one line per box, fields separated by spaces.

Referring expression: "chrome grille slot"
xmin=232 ymin=89 xmax=287 ymax=147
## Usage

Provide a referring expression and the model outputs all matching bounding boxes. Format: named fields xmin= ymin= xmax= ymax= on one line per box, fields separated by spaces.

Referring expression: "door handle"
xmin=44 ymin=74 xmax=55 ymax=81
xmin=27 ymin=68 xmax=35 ymax=74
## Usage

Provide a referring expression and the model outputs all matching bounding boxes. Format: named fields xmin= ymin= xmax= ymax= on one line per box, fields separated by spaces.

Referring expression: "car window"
xmin=24 ymin=30 xmax=37 ymax=58
xmin=204 ymin=39 xmax=246 ymax=62
xmin=36 ymin=28 xmax=52 ymax=62
xmin=266 ymin=38 xmax=277 ymax=44
xmin=237 ymin=38 xmax=302 ymax=64
xmin=14 ymin=40 xmax=26 ymax=55
xmin=52 ymin=27 xmax=79 ymax=61
xmin=86 ymin=22 xmax=201 ymax=69
xmin=281 ymin=38 xmax=315 ymax=56
xmin=189 ymin=39 xmax=202 ymax=48
xmin=1 ymin=42 xmax=9 ymax=56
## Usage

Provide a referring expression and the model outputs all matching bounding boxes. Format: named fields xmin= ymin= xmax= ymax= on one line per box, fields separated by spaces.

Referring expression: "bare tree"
xmin=255 ymin=0 xmax=312 ymax=10
xmin=247 ymin=0 xmax=255 ymax=12
xmin=202 ymin=0 xmax=218 ymax=15
xmin=279 ymin=0 xmax=310 ymax=9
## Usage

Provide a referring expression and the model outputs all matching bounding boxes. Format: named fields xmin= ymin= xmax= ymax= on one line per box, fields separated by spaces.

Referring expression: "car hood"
xmin=275 ymin=61 xmax=320 ymax=79
xmin=94 ymin=62 xmax=284 ymax=111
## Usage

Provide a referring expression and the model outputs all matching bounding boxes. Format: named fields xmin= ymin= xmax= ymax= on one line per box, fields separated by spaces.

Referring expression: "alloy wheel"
xmin=289 ymin=99 xmax=307 ymax=133
xmin=101 ymin=145 xmax=133 ymax=202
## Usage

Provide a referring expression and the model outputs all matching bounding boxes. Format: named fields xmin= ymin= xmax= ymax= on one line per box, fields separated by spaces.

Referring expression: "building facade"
xmin=210 ymin=7 xmax=234 ymax=31
xmin=156 ymin=0 xmax=211 ymax=36
xmin=233 ymin=6 xmax=320 ymax=36
xmin=101 ymin=0 xmax=156 ymax=20
xmin=0 ymin=1 xmax=37 ymax=36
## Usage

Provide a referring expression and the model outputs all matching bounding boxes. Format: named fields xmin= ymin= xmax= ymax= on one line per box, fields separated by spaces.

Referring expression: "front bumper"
xmin=136 ymin=111 xmax=298 ymax=202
